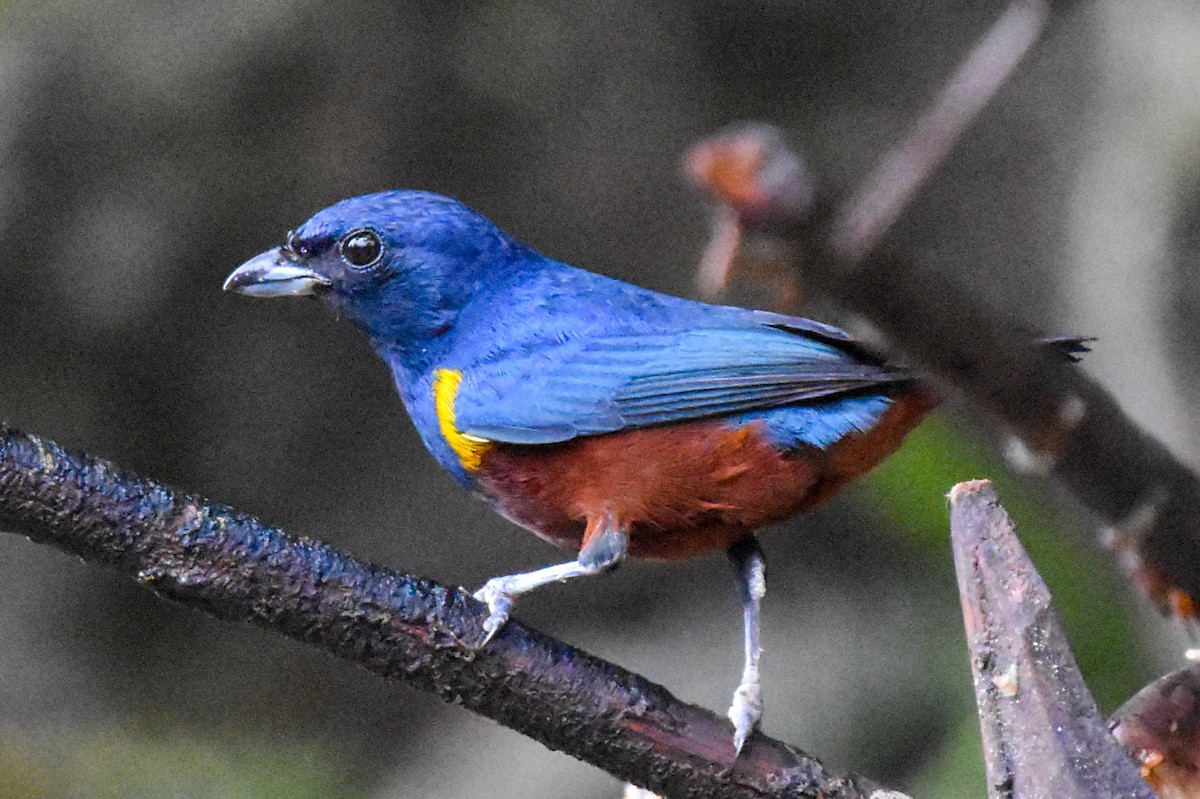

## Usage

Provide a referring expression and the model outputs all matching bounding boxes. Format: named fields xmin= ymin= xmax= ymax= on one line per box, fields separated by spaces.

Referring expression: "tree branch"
xmin=830 ymin=0 xmax=1053 ymax=261
xmin=690 ymin=120 xmax=1200 ymax=620
xmin=949 ymin=480 xmax=1154 ymax=798
xmin=1111 ymin=664 xmax=1200 ymax=797
xmin=0 ymin=422 xmax=905 ymax=799
xmin=684 ymin=0 xmax=1200 ymax=618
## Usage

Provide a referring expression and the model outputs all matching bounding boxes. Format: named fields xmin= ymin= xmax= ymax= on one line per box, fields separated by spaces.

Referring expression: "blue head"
xmin=225 ymin=190 xmax=526 ymax=364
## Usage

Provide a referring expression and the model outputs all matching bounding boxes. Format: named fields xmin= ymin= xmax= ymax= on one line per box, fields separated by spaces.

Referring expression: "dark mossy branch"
xmin=0 ymin=423 xmax=899 ymax=799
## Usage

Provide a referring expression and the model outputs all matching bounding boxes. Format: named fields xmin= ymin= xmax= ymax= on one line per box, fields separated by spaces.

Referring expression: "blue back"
xmin=281 ymin=191 xmax=911 ymax=483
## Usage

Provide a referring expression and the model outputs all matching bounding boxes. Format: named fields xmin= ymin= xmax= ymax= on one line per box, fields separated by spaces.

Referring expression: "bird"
xmin=223 ymin=189 xmax=1084 ymax=753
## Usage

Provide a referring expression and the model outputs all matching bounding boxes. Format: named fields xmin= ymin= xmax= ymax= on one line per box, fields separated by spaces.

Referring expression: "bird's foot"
xmin=471 ymin=579 xmax=515 ymax=647
xmin=728 ymin=676 xmax=762 ymax=754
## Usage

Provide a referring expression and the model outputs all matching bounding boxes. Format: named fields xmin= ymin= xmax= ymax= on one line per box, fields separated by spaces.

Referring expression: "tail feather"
xmin=1036 ymin=335 xmax=1094 ymax=363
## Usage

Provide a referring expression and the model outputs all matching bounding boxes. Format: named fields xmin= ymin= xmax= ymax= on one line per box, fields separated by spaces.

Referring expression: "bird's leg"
xmin=472 ymin=513 xmax=628 ymax=646
xmin=727 ymin=535 xmax=766 ymax=754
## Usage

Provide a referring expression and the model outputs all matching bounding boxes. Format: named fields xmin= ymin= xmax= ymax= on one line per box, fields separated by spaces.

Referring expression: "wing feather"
xmin=452 ymin=322 xmax=909 ymax=444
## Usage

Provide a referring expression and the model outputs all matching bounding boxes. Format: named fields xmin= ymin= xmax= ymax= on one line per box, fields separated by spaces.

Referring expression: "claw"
xmin=468 ymin=525 xmax=628 ymax=649
xmin=728 ymin=676 xmax=763 ymax=754
xmin=472 ymin=579 xmax=514 ymax=646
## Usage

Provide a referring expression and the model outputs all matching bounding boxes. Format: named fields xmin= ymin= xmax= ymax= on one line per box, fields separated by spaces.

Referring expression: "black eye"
xmin=338 ymin=229 xmax=383 ymax=268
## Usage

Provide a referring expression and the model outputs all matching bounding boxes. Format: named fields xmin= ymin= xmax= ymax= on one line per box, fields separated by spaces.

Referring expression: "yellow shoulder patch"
xmin=433 ymin=368 xmax=493 ymax=472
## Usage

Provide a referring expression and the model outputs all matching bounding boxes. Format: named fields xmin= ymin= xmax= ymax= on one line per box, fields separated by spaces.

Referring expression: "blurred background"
xmin=0 ymin=1 xmax=1198 ymax=797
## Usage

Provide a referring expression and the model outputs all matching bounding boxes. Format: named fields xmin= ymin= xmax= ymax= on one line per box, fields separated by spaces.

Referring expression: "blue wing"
xmin=452 ymin=320 xmax=911 ymax=446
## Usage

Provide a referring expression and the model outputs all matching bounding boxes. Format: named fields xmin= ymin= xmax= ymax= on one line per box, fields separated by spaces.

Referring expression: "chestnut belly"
xmin=476 ymin=388 xmax=937 ymax=560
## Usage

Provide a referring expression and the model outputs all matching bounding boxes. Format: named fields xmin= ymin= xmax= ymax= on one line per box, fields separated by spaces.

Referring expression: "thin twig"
xmin=0 ymin=422 xmax=903 ymax=799
xmin=830 ymin=0 xmax=1052 ymax=261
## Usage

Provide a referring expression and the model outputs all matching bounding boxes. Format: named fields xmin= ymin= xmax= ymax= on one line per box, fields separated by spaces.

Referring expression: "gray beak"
xmin=223 ymin=247 xmax=332 ymax=297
